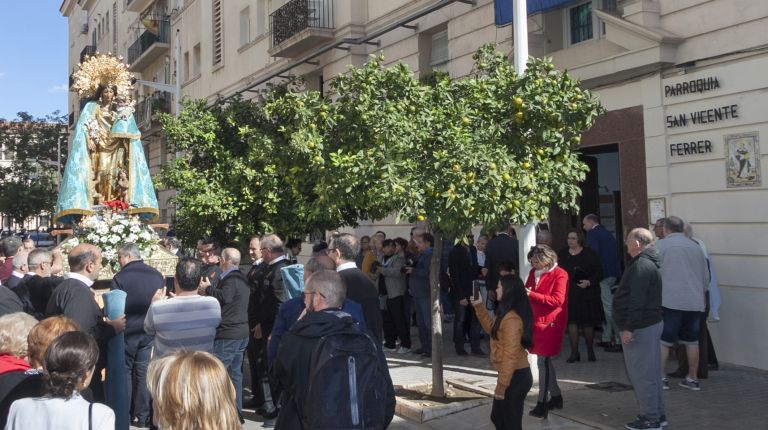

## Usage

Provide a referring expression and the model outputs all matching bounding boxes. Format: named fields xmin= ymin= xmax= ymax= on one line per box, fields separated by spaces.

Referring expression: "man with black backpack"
xmin=272 ymin=270 xmax=395 ymax=430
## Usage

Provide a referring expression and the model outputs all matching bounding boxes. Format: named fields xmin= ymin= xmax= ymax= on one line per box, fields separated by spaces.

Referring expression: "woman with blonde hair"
xmin=147 ymin=350 xmax=240 ymax=430
xmin=525 ymin=245 xmax=568 ymax=419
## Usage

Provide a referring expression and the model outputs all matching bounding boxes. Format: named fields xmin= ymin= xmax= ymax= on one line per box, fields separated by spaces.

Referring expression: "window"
xmin=183 ymin=51 xmax=190 ymax=81
xmin=239 ymin=7 xmax=250 ymax=47
xmin=430 ymin=30 xmax=449 ymax=72
xmin=193 ymin=44 xmax=201 ymax=77
xmin=255 ymin=0 xmax=266 ymax=37
xmin=570 ymin=2 xmax=593 ymax=44
xmin=212 ymin=0 xmax=223 ymax=66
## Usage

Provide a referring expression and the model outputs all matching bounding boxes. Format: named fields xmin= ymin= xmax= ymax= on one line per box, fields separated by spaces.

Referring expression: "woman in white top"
xmin=5 ymin=331 xmax=114 ymax=430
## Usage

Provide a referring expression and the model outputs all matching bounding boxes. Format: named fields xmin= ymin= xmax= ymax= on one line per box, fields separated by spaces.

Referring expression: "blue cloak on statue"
xmin=55 ymin=101 xmax=159 ymax=225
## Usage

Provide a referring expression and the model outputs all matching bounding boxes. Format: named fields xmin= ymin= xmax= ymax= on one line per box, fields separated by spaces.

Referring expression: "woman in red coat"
xmin=525 ymin=245 xmax=568 ymax=419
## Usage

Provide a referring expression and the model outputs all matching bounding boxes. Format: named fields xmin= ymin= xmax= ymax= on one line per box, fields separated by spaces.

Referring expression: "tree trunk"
xmin=429 ymin=229 xmax=445 ymax=397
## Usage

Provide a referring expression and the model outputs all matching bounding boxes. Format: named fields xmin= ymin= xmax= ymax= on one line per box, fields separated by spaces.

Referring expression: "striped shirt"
xmin=144 ymin=295 xmax=222 ymax=358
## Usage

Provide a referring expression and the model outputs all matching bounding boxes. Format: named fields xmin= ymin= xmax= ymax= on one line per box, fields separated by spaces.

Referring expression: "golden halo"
xmin=72 ymin=53 xmax=134 ymax=101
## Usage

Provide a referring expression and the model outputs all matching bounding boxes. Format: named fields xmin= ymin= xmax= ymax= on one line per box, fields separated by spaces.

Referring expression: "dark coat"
xmin=111 ymin=259 xmax=164 ymax=337
xmin=339 ymin=267 xmax=383 ymax=344
xmin=20 ymin=274 xmax=63 ymax=319
xmin=45 ymin=277 xmax=116 ymax=344
xmin=0 ymin=285 xmax=24 ymax=317
xmin=267 ymin=297 xmax=367 ymax=363
xmin=613 ymin=247 xmax=663 ymax=332
xmin=409 ymin=248 xmax=432 ymax=299
xmin=3 ymin=275 xmax=23 ymax=290
xmin=207 ymin=269 xmax=250 ymax=340
xmin=485 ymin=233 xmax=519 ymax=290
xmin=448 ymin=245 xmax=479 ymax=301
xmin=586 ymin=224 xmax=623 ymax=279
xmin=247 ymin=261 xmax=283 ymax=335
xmin=272 ymin=309 xmax=394 ymax=430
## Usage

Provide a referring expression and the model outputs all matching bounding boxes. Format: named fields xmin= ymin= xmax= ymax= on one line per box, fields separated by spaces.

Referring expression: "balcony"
xmin=126 ymin=0 xmax=156 ymax=13
xmin=269 ymin=0 xmax=334 ymax=58
xmin=136 ymin=91 xmax=172 ymax=131
xmin=79 ymin=45 xmax=96 ymax=63
xmin=127 ymin=20 xmax=170 ymax=72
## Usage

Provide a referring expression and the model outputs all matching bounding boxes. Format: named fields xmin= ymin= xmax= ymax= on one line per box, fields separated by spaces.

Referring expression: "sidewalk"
xmin=230 ymin=322 xmax=767 ymax=429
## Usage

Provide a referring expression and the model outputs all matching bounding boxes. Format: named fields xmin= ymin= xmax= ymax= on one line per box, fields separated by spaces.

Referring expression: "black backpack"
xmin=302 ymin=322 xmax=391 ymax=430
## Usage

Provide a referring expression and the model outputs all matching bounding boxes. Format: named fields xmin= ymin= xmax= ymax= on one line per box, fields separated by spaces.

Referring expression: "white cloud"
xmin=49 ymin=84 xmax=68 ymax=93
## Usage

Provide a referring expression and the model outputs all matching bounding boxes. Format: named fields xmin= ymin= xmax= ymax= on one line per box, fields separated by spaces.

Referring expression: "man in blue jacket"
xmin=583 ymin=214 xmax=623 ymax=352
xmin=405 ymin=232 xmax=434 ymax=358
xmin=111 ymin=242 xmax=164 ymax=428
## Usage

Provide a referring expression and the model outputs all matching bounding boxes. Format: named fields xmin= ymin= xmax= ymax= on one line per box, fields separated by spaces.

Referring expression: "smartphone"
xmin=472 ymin=281 xmax=481 ymax=301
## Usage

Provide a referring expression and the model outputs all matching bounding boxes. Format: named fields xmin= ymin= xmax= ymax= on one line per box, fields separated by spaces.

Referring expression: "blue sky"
xmin=0 ymin=1 xmax=68 ymax=121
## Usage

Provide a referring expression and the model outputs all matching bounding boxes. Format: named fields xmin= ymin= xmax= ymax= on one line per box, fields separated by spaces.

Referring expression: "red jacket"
xmin=526 ymin=265 xmax=568 ymax=356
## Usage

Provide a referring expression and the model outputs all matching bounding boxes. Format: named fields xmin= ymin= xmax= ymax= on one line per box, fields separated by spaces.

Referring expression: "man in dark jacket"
xmin=405 ymin=233 xmax=434 ymax=357
xmin=448 ymin=236 xmax=484 ymax=356
xmin=272 ymin=270 xmax=394 ymax=430
xmin=45 ymin=244 xmax=126 ymax=400
xmin=328 ymin=233 xmax=383 ymax=345
xmin=111 ymin=243 xmax=164 ymax=428
xmin=613 ymin=228 xmax=665 ymax=430
xmin=202 ymin=247 xmax=250 ymax=419
xmin=484 ymin=222 xmax=519 ymax=295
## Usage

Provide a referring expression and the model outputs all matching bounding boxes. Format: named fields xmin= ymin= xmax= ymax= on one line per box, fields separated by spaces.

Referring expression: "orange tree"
xmin=264 ymin=43 xmax=604 ymax=395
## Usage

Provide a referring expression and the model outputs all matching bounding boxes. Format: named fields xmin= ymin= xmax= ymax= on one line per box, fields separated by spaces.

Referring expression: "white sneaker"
xmin=396 ymin=346 xmax=410 ymax=354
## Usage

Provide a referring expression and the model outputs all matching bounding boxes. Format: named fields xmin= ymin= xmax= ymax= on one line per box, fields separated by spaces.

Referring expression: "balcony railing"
xmin=127 ymin=20 xmax=170 ymax=68
xmin=136 ymin=91 xmax=172 ymax=130
xmin=270 ymin=0 xmax=334 ymax=47
xmin=80 ymin=45 xmax=96 ymax=63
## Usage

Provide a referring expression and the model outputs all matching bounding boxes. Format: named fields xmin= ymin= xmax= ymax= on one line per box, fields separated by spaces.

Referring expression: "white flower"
xmin=97 ymin=225 xmax=109 ymax=235
xmin=139 ymin=231 xmax=152 ymax=241
xmin=87 ymin=233 xmax=99 ymax=243
xmin=111 ymin=225 xmax=124 ymax=233
xmin=129 ymin=225 xmax=140 ymax=233
xmin=102 ymin=249 xmax=117 ymax=261
xmin=127 ymin=234 xmax=139 ymax=243
xmin=109 ymin=235 xmax=121 ymax=244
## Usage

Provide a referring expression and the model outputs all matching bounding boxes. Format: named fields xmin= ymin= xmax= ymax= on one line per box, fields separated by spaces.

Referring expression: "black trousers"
xmin=246 ymin=336 xmax=276 ymax=411
xmin=382 ymin=295 xmax=411 ymax=349
xmin=491 ymin=367 xmax=533 ymax=430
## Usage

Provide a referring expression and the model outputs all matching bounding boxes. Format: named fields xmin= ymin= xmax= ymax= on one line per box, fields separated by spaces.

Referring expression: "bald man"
xmin=613 ymin=228 xmax=665 ymax=430
xmin=45 ymin=243 xmax=125 ymax=400
xmin=202 ymin=247 xmax=251 ymax=418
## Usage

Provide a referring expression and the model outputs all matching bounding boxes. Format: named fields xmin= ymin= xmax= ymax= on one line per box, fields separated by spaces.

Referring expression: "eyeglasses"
xmin=302 ymin=291 xmax=326 ymax=300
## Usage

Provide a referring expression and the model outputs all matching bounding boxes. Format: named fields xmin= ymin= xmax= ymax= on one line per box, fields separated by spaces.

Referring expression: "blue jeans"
xmin=214 ymin=337 xmax=249 ymax=414
xmin=413 ymin=296 xmax=432 ymax=353
xmin=125 ymin=333 xmax=153 ymax=424
xmin=600 ymin=277 xmax=619 ymax=343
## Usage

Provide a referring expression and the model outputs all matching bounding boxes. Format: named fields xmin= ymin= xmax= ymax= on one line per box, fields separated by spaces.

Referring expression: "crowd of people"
xmin=0 ymin=213 xmax=719 ymax=430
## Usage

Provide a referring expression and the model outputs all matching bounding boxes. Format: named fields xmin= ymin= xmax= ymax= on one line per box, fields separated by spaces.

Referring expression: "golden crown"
xmin=71 ymin=53 xmax=134 ymax=100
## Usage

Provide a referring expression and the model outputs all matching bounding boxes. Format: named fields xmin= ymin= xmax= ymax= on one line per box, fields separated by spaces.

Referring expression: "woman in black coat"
xmin=557 ymin=229 xmax=603 ymax=362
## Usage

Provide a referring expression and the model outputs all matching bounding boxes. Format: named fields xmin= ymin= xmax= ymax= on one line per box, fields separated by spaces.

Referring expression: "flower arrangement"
xmin=61 ymin=211 xmax=160 ymax=272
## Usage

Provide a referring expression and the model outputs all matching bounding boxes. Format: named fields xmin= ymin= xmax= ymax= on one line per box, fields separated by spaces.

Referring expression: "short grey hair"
xmin=0 ymin=312 xmax=38 ymax=357
xmin=261 ymin=234 xmax=284 ymax=253
xmin=628 ymin=228 xmax=654 ymax=248
xmin=12 ymin=252 xmax=28 ymax=269
xmin=330 ymin=233 xmax=358 ymax=261
xmin=27 ymin=249 xmax=52 ymax=269
xmin=306 ymin=270 xmax=346 ymax=308
xmin=304 ymin=255 xmax=335 ymax=276
xmin=221 ymin=247 xmax=242 ymax=266
xmin=118 ymin=243 xmax=142 ymax=260
xmin=1 ymin=236 xmax=22 ymax=258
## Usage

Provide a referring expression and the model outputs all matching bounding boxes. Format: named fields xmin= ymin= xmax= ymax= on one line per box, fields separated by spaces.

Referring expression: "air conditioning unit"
xmin=80 ymin=23 xmax=89 ymax=34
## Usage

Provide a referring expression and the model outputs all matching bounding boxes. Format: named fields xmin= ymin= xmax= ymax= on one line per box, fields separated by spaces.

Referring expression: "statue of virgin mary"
xmin=55 ymin=54 xmax=158 ymax=225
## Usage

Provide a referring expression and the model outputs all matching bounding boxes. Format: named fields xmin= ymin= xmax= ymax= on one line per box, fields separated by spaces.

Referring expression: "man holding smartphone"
xmin=448 ymin=234 xmax=486 ymax=357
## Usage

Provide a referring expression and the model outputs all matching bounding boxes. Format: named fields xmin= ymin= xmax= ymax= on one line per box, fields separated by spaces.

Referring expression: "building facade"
xmin=60 ymin=0 xmax=768 ymax=370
